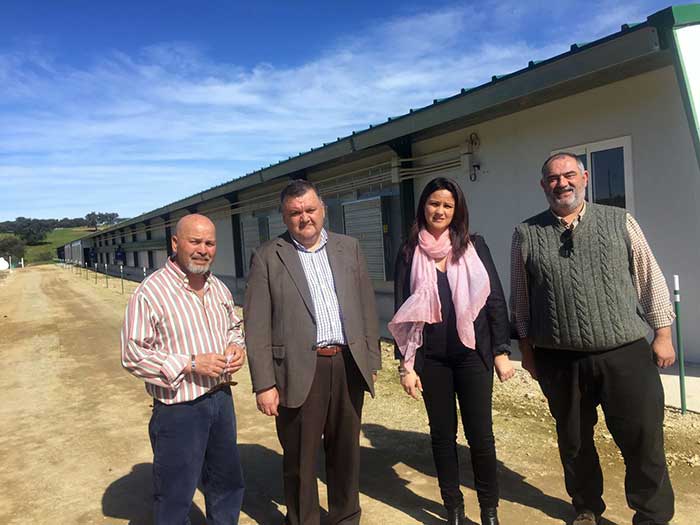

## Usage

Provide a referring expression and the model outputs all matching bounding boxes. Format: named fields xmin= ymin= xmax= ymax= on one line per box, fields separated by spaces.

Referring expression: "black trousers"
xmin=534 ymin=339 xmax=674 ymax=525
xmin=418 ymin=348 xmax=498 ymax=509
xmin=276 ymin=351 xmax=365 ymax=525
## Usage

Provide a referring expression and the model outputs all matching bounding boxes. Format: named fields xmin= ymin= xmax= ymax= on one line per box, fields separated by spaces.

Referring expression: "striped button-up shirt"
xmin=510 ymin=204 xmax=675 ymax=339
xmin=292 ymin=229 xmax=347 ymax=347
xmin=121 ymin=258 xmax=245 ymax=404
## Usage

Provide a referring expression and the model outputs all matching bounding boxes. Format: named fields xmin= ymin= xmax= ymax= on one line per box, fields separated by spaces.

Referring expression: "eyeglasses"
xmin=559 ymin=228 xmax=574 ymax=258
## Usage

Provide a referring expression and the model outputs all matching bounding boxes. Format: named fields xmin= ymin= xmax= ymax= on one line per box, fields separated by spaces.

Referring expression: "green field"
xmin=1 ymin=228 xmax=89 ymax=265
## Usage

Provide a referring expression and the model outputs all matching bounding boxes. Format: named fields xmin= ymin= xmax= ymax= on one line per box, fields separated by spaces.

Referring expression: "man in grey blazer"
xmin=245 ymin=179 xmax=381 ymax=525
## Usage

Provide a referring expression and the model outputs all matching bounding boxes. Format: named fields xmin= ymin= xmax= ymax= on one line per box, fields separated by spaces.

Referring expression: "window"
xmin=553 ymin=137 xmax=634 ymax=212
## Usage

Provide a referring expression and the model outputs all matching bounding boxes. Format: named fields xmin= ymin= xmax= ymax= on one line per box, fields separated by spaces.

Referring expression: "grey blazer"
xmin=245 ymin=231 xmax=381 ymax=408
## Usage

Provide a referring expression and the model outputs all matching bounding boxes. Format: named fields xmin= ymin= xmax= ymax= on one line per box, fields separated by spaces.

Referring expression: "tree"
xmin=0 ymin=236 xmax=26 ymax=261
xmin=85 ymin=212 xmax=99 ymax=230
xmin=85 ymin=211 xmax=120 ymax=230
xmin=13 ymin=217 xmax=52 ymax=245
xmin=101 ymin=212 xmax=120 ymax=225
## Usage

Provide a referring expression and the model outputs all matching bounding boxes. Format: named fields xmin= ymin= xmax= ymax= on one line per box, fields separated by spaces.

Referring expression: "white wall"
xmin=135 ymin=222 xmax=148 ymax=242
xmin=412 ymin=66 xmax=700 ymax=362
xmin=153 ymin=249 xmax=168 ymax=269
xmin=197 ymin=198 xmax=236 ymax=278
xmin=70 ymin=241 xmax=83 ymax=265
xmin=150 ymin=218 xmax=166 ymax=240
xmin=138 ymin=250 xmax=149 ymax=269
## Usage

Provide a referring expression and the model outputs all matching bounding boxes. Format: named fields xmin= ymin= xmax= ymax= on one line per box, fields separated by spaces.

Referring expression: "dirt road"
xmin=1 ymin=265 xmax=698 ymax=524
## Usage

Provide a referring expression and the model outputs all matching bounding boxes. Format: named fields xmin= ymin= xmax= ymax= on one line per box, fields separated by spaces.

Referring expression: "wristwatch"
xmin=191 ymin=354 xmax=196 ymax=372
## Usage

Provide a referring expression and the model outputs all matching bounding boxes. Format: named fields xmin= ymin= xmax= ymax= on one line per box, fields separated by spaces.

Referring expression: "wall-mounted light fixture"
xmin=470 ymin=163 xmax=481 ymax=182
xmin=461 ymin=132 xmax=482 ymax=181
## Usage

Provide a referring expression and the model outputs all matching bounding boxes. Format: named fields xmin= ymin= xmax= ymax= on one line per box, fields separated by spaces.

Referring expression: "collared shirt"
xmin=552 ymin=201 xmax=587 ymax=229
xmin=121 ymin=258 xmax=245 ymax=404
xmin=291 ymin=228 xmax=347 ymax=346
xmin=510 ymin=206 xmax=675 ymax=339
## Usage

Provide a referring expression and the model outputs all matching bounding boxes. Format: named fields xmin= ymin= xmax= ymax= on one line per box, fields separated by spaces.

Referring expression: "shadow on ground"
xmin=102 ymin=463 xmax=206 ymax=525
xmin=103 ymin=429 xmax=611 ymax=525
xmin=360 ymin=423 xmax=617 ymax=525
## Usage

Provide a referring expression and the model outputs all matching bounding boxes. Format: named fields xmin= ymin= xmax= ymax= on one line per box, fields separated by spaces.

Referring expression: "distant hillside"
xmin=30 ymin=228 xmax=92 ymax=264
xmin=2 ymin=228 xmax=90 ymax=265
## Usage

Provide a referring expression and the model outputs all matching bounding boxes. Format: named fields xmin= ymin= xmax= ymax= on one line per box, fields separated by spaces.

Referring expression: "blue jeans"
xmin=149 ymin=386 xmax=245 ymax=525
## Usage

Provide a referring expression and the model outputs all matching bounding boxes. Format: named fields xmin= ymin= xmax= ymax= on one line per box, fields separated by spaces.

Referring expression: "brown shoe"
xmin=573 ymin=510 xmax=601 ymax=525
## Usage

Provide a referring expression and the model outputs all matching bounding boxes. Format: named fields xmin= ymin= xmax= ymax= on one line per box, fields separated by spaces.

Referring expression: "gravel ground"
xmin=1 ymin=265 xmax=698 ymax=525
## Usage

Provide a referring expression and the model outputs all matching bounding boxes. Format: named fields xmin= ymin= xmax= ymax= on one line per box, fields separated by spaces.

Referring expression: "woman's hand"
xmin=401 ymin=370 xmax=423 ymax=400
xmin=494 ymin=354 xmax=515 ymax=382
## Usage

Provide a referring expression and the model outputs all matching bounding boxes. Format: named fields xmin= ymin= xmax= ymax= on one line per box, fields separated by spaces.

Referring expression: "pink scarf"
xmin=388 ymin=229 xmax=490 ymax=372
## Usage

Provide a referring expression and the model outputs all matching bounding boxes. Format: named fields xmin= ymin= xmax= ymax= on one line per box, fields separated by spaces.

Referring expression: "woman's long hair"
xmin=402 ymin=177 xmax=471 ymax=262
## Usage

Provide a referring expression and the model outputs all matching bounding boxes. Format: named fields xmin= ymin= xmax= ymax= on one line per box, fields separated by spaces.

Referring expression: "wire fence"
xmin=57 ymin=259 xmax=153 ymax=296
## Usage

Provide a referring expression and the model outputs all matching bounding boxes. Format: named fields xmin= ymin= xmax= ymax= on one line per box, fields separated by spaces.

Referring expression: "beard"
xmin=186 ymin=259 xmax=211 ymax=275
xmin=545 ymin=187 xmax=584 ymax=215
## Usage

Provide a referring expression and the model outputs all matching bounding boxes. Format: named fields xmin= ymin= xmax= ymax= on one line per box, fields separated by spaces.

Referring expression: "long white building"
xmin=64 ymin=5 xmax=700 ymax=362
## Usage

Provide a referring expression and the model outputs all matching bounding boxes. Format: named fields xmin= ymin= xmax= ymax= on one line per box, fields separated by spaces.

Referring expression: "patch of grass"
xmin=25 ymin=228 xmax=89 ymax=265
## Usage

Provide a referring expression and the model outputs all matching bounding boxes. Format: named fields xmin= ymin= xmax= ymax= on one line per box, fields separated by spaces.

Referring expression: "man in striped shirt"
xmin=511 ymin=153 xmax=675 ymax=525
xmin=122 ymin=214 xmax=246 ymax=525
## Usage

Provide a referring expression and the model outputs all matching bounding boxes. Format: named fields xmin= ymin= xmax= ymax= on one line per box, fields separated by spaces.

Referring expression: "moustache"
xmin=553 ymin=187 xmax=575 ymax=196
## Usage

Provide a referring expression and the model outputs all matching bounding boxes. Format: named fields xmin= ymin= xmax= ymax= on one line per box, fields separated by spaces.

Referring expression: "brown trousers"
xmin=276 ymin=351 xmax=365 ymax=525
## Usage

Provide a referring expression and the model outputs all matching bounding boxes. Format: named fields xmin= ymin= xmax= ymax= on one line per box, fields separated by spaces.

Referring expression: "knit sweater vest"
xmin=517 ymin=203 xmax=648 ymax=351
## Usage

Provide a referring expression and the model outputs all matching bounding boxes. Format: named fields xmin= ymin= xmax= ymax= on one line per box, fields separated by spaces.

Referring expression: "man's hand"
xmin=184 ymin=354 xmax=226 ymax=377
xmin=652 ymin=327 xmax=676 ymax=369
xmin=224 ymin=344 xmax=246 ymax=374
xmin=256 ymin=386 xmax=280 ymax=416
xmin=188 ymin=353 xmax=228 ymax=378
xmin=519 ymin=339 xmax=538 ymax=380
xmin=400 ymin=370 xmax=423 ymax=400
xmin=494 ymin=354 xmax=515 ymax=382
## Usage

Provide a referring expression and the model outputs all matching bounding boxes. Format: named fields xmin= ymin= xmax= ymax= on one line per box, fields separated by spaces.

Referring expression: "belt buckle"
xmin=315 ymin=345 xmax=341 ymax=357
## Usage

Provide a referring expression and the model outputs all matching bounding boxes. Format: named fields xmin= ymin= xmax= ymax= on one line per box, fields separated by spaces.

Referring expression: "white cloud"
xmin=0 ymin=0 xmax=669 ymax=220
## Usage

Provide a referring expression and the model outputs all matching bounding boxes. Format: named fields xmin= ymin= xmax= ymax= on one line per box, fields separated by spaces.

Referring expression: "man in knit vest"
xmin=510 ymin=152 xmax=675 ymax=525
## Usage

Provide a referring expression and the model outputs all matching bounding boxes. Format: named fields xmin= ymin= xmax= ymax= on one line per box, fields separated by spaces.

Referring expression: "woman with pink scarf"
xmin=389 ymin=177 xmax=514 ymax=525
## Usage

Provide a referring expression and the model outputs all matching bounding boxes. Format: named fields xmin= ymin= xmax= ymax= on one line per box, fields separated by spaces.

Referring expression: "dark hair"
xmin=280 ymin=179 xmax=321 ymax=204
xmin=402 ymin=177 xmax=470 ymax=261
xmin=541 ymin=151 xmax=585 ymax=177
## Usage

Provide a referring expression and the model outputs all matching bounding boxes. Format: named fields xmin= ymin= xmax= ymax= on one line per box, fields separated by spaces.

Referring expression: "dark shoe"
xmin=480 ymin=506 xmax=499 ymax=525
xmin=573 ymin=509 xmax=601 ymax=525
xmin=446 ymin=503 xmax=465 ymax=525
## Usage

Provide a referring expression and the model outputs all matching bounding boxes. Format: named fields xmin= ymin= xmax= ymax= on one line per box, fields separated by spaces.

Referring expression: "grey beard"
xmin=546 ymin=191 xmax=583 ymax=215
xmin=186 ymin=261 xmax=210 ymax=275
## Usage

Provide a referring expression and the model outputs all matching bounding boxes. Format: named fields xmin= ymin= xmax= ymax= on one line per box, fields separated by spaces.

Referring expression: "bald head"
xmin=172 ymin=214 xmax=217 ymax=276
xmin=175 ymin=213 xmax=215 ymax=237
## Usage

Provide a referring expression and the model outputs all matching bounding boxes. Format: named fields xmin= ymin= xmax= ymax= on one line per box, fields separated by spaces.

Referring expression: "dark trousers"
xmin=534 ymin=339 xmax=674 ymax=525
xmin=149 ymin=387 xmax=245 ymax=525
xmin=418 ymin=349 xmax=498 ymax=510
xmin=276 ymin=351 xmax=365 ymax=525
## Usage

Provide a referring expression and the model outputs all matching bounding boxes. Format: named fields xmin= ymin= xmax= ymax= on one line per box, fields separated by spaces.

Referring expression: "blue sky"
xmin=0 ymin=0 xmax=675 ymax=221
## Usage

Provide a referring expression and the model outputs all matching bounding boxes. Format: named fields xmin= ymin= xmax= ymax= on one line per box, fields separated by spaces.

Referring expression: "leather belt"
xmin=315 ymin=344 xmax=347 ymax=357
xmin=209 ymin=381 xmax=236 ymax=395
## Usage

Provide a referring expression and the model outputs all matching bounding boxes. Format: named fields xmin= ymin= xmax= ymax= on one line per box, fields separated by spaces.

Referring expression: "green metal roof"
xmin=649 ymin=4 xmax=700 ymax=28
xmin=75 ymin=3 xmax=700 ymax=242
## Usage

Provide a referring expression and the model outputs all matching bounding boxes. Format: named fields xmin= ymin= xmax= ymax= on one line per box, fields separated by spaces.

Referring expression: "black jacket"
xmin=393 ymin=234 xmax=511 ymax=371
